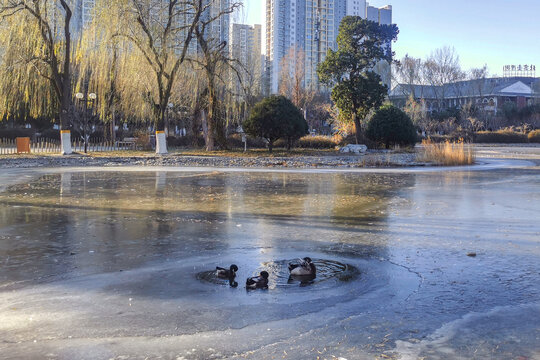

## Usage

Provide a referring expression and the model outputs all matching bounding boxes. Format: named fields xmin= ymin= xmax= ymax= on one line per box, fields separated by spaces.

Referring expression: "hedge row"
xmin=475 ymin=131 xmax=529 ymax=143
xmin=0 ymin=128 xmax=107 ymax=141
xmin=165 ymin=134 xmax=359 ymax=150
xmin=0 ymin=128 xmax=36 ymax=139
xmin=4 ymin=127 xmax=540 ymax=147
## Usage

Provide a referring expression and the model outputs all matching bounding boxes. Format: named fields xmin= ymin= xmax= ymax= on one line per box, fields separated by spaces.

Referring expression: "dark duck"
xmin=216 ymin=264 xmax=238 ymax=279
xmin=246 ymin=271 xmax=269 ymax=289
xmin=216 ymin=264 xmax=238 ymax=287
xmin=288 ymin=257 xmax=316 ymax=277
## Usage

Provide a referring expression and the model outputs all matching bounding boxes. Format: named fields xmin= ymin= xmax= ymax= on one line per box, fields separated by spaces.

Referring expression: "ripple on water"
xmin=197 ymin=259 xmax=359 ymax=290
xmin=196 ymin=270 xmax=238 ymax=287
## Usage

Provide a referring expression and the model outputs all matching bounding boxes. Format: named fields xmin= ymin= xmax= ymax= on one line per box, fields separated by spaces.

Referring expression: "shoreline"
xmin=0 ymin=152 xmax=423 ymax=169
xmin=1 ymin=144 xmax=539 ymax=170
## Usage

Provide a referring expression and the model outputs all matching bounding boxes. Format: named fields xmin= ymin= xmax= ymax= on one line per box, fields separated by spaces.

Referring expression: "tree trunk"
xmin=206 ymin=94 xmax=216 ymax=151
xmin=59 ymin=44 xmax=72 ymax=155
xmin=205 ymin=71 xmax=223 ymax=151
xmin=59 ymin=1 xmax=73 ymax=155
xmin=111 ymin=108 xmax=116 ymax=142
xmin=202 ymin=109 xmax=213 ymax=151
xmin=268 ymin=140 xmax=273 ymax=153
xmin=59 ymin=104 xmax=72 ymax=155
xmin=191 ymin=89 xmax=202 ymax=147
xmin=353 ymin=113 xmax=362 ymax=145
xmin=206 ymin=73 xmax=215 ymax=151
xmin=155 ymin=105 xmax=168 ymax=154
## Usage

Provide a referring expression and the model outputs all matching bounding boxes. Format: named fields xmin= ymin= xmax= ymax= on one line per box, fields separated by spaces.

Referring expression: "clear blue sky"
xmin=239 ymin=0 xmax=540 ymax=77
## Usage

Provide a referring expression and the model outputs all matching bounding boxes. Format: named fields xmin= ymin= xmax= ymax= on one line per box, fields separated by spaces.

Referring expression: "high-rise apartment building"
xmin=265 ymin=0 xmax=306 ymax=94
xmin=346 ymin=0 xmax=367 ymax=17
xmin=66 ymin=0 xmax=96 ymax=36
xmin=367 ymin=4 xmax=393 ymax=88
xmin=304 ymin=0 xmax=339 ymax=89
xmin=229 ymin=24 xmax=263 ymax=94
xmin=43 ymin=0 xmax=94 ymax=37
xmin=205 ymin=0 xmax=231 ymax=45
xmin=367 ymin=4 xmax=392 ymax=25
xmin=266 ymin=0 xmax=393 ymax=93
xmin=70 ymin=0 xmax=230 ymax=56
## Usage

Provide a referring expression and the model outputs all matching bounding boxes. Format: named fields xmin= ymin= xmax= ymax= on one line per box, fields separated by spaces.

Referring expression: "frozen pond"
xmin=0 ymin=160 xmax=539 ymax=359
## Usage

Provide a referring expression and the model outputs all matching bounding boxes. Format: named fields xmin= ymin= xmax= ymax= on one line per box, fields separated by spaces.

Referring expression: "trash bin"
xmin=16 ymin=137 xmax=30 ymax=154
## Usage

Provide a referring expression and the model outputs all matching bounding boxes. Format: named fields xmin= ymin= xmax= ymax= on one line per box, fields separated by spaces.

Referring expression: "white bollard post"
xmin=61 ymin=130 xmax=73 ymax=155
xmin=155 ymin=130 xmax=168 ymax=154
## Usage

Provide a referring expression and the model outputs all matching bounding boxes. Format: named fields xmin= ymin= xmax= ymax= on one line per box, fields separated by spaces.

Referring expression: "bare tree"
xmin=422 ymin=46 xmax=466 ymax=110
xmin=0 ymin=0 xmax=75 ymax=154
xmin=393 ymin=54 xmax=424 ymax=97
xmin=467 ymin=65 xmax=494 ymax=99
xmin=191 ymin=0 xmax=242 ymax=151
xmin=279 ymin=47 xmax=304 ymax=107
xmin=110 ymin=0 xmax=209 ymax=154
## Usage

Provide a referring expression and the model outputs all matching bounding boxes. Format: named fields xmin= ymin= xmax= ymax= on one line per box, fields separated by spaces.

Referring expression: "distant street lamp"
xmin=75 ymin=92 xmax=97 ymax=154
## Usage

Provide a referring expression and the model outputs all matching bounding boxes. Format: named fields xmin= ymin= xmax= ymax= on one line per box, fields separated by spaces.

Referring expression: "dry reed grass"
xmin=420 ymin=139 xmax=475 ymax=166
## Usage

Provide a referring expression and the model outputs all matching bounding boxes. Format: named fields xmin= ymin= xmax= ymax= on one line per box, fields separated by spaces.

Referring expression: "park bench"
xmin=116 ymin=137 xmax=137 ymax=150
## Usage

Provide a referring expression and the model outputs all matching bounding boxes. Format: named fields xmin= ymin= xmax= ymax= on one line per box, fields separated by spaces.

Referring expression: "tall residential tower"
xmin=265 ymin=0 xmax=393 ymax=93
xmin=229 ymin=24 xmax=263 ymax=94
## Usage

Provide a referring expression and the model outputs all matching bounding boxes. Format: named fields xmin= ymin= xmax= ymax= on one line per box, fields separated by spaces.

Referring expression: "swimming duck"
xmin=245 ymin=271 xmax=269 ymax=289
xmin=216 ymin=264 xmax=238 ymax=279
xmin=288 ymin=257 xmax=316 ymax=277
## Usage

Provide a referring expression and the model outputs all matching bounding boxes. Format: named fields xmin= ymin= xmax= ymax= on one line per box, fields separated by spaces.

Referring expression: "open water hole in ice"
xmin=0 ymin=166 xmax=539 ymax=359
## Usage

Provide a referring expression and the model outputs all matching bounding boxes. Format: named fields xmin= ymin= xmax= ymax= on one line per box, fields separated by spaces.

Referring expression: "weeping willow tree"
xmin=75 ymin=0 xmax=243 ymax=153
xmin=75 ymin=1 xmax=130 ymax=141
xmin=101 ymin=0 xmax=212 ymax=154
xmin=0 ymin=0 xmax=75 ymax=154
xmin=0 ymin=17 xmax=57 ymax=123
xmin=191 ymin=0 xmax=243 ymax=150
xmin=75 ymin=0 xmax=205 ymax=146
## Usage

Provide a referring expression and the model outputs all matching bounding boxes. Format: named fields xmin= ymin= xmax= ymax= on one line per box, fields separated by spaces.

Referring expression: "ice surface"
xmin=0 ymin=160 xmax=539 ymax=359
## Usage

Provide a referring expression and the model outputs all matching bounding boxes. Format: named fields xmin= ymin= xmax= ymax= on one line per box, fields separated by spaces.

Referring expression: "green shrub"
xmin=285 ymin=111 xmax=309 ymax=150
xmin=39 ymin=129 xmax=60 ymax=140
xmin=272 ymin=136 xmax=337 ymax=149
xmin=366 ymin=105 xmax=417 ymax=148
xmin=425 ymin=134 xmax=455 ymax=143
xmin=272 ymin=135 xmax=338 ymax=149
xmin=502 ymin=102 xmax=519 ymax=120
xmin=528 ymin=130 xmax=540 ymax=143
xmin=244 ymin=95 xmax=307 ymax=152
xmin=0 ymin=128 xmax=35 ymax=139
xmin=273 ymin=138 xmax=287 ymax=148
xmin=38 ymin=129 xmax=83 ymax=141
xmin=227 ymin=134 xmax=266 ymax=149
xmin=167 ymin=135 xmax=205 ymax=148
xmin=475 ymin=131 xmax=528 ymax=143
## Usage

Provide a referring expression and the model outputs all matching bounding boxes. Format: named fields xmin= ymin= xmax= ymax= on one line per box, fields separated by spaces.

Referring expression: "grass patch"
xmin=420 ymin=139 xmax=475 ymax=166
xmin=475 ymin=130 xmax=528 ymax=143
xmin=528 ymin=130 xmax=540 ymax=143
xmin=295 ymin=135 xmax=339 ymax=149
